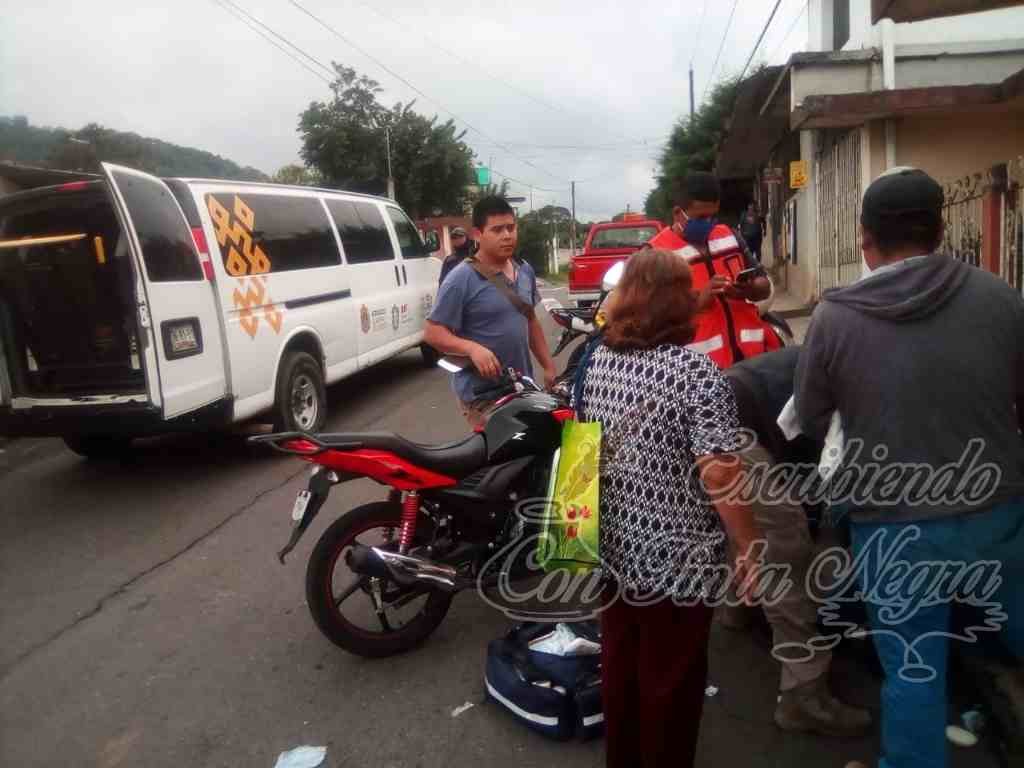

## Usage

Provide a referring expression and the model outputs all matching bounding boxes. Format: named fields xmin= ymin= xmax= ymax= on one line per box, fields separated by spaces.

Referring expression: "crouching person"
xmin=722 ymin=347 xmax=871 ymax=737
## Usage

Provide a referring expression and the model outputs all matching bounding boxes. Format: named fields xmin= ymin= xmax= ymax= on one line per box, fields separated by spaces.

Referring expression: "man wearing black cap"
xmin=439 ymin=225 xmax=473 ymax=286
xmin=796 ymin=167 xmax=1024 ymax=768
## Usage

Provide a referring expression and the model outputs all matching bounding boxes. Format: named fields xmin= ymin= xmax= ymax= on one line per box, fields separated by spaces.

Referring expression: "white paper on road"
xmin=451 ymin=701 xmax=475 ymax=718
xmin=273 ymin=745 xmax=327 ymax=768
xmin=705 ymin=685 xmax=719 ymax=698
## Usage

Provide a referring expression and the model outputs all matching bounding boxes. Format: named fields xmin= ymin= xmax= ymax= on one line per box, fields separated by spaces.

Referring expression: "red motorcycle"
xmin=252 ymin=370 xmax=572 ymax=658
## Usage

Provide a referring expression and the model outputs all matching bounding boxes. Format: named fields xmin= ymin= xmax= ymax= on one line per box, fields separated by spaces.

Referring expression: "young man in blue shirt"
xmin=424 ymin=196 xmax=557 ymax=427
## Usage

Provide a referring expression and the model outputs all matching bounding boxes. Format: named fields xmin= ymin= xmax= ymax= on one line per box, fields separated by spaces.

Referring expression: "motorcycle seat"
xmin=315 ymin=431 xmax=488 ymax=478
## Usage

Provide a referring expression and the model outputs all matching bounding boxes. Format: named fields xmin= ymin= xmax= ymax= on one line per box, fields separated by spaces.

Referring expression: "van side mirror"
xmin=424 ymin=231 xmax=440 ymax=254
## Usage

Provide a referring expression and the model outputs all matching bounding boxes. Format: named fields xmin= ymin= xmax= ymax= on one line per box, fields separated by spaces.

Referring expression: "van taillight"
xmin=191 ymin=226 xmax=215 ymax=281
xmin=58 ymin=181 xmax=89 ymax=192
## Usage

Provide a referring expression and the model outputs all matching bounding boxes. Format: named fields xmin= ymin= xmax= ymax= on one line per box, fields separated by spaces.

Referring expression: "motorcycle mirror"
xmin=437 ymin=355 xmax=467 ymax=373
xmin=601 ymin=261 xmax=625 ymax=292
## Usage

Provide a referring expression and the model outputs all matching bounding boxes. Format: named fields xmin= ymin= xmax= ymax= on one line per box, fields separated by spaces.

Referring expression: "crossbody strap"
xmin=467 ymin=257 xmax=536 ymax=320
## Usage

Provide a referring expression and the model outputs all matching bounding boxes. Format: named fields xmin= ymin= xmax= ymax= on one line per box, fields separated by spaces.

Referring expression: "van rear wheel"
xmin=63 ymin=435 xmax=133 ymax=460
xmin=273 ymin=350 xmax=327 ymax=433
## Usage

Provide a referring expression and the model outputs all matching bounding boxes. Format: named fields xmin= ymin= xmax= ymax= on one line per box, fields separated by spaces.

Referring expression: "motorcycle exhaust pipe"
xmin=346 ymin=544 xmax=469 ymax=593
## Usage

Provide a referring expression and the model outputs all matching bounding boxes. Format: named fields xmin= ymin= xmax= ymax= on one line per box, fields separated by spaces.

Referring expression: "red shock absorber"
xmin=398 ymin=491 xmax=419 ymax=554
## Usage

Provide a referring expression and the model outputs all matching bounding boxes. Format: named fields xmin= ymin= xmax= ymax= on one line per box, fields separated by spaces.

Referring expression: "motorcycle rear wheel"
xmin=305 ymin=501 xmax=453 ymax=658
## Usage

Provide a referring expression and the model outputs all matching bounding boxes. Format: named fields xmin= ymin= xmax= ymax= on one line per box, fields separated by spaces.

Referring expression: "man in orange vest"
xmin=648 ymin=172 xmax=779 ymax=368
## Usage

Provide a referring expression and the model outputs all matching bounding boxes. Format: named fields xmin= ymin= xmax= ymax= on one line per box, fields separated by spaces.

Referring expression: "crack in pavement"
xmin=0 ymin=466 xmax=306 ymax=683
xmin=0 ymin=360 xmax=466 ymax=683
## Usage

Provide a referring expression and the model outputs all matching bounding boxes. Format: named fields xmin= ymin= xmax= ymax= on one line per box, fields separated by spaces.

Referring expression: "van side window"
xmin=204 ymin=193 xmax=340 ymax=275
xmin=385 ymin=207 xmax=429 ymax=259
xmin=110 ymin=170 xmax=203 ymax=282
xmin=326 ymin=200 xmax=395 ymax=264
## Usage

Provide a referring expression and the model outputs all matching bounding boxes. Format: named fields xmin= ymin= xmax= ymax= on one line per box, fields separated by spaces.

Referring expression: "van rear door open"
xmin=100 ymin=163 xmax=227 ymax=419
xmin=0 ymin=309 xmax=10 ymax=408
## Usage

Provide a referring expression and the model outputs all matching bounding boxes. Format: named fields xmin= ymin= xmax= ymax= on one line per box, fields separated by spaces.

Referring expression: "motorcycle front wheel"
xmin=305 ymin=501 xmax=453 ymax=658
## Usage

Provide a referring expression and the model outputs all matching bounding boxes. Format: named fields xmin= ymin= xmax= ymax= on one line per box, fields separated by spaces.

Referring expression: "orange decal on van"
xmin=232 ymin=275 xmax=282 ymax=339
xmin=207 ymin=195 xmax=272 ymax=276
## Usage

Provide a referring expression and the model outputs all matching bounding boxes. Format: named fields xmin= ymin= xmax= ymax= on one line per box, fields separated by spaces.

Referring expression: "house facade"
xmin=720 ymin=0 xmax=1024 ymax=305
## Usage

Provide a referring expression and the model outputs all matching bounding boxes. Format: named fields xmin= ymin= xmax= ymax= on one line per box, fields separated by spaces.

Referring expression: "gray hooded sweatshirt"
xmin=795 ymin=253 xmax=1024 ymax=523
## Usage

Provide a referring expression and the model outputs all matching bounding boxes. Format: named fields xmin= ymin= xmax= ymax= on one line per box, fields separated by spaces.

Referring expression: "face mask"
xmin=682 ymin=215 xmax=715 ymax=244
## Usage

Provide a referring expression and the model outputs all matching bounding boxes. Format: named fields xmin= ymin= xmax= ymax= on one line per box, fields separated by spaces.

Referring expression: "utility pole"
xmin=385 ymin=127 xmax=395 ymax=200
xmin=529 ymin=186 xmax=533 ymax=212
xmin=570 ymin=180 xmax=577 ymax=257
xmin=689 ymin=66 xmax=695 ymax=118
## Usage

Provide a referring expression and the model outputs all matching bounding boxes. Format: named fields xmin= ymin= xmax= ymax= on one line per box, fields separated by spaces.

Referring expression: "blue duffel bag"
xmin=484 ymin=622 xmax=603 ymax=741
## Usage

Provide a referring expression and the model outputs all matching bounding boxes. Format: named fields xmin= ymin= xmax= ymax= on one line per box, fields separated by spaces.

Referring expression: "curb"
xmin=775 ymin=306 xmax=815 ymax=320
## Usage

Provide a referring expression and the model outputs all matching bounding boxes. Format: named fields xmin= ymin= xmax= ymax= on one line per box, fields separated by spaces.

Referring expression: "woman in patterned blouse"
xmin=578 ymin=248 xmax=759 ymax=768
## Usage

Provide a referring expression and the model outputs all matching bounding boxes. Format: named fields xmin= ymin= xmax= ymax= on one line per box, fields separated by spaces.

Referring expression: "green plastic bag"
xmin=537 ymin=420 xmax=601 ymax=573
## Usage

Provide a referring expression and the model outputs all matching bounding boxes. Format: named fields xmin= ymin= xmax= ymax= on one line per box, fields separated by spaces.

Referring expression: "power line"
xmin=220 ymin=0 xmax=334 ymax=78
xmin=287 ymin=0 xmax=568 ymax=185
xmin=211 ymin=0 xmax=331 ymax=84
xmin=488 ymin=135 xmax=671 ymax=151
xmin=490 ymin=169 xmax=565 ymax=195
xmin=737 ymin=0 xmax=785 ymax=83
xmin=347 ymin=0 xmax=640 ymax=146
xmin=767 ymin=0 xmax=810 ymax=63
xmin=703 ymin=0 xmax=741 ymax=103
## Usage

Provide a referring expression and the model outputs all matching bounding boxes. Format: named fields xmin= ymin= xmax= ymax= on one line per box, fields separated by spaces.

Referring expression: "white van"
xmin=0 ymin=163 xmax=442 ymax=458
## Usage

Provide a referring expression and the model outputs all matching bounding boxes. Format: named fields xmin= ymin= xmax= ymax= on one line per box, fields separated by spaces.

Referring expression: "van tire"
xmin=63 ymin=435 xmax=133 ymax=460
xmin=420 ymin=343 xmax=440 ymax=369
xmin=273 ymin=351 xmax=327 ymax=434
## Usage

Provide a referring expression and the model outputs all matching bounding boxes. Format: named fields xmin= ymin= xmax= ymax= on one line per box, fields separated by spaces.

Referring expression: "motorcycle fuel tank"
xmin=484 ymin=392 xmax=564 ymax=465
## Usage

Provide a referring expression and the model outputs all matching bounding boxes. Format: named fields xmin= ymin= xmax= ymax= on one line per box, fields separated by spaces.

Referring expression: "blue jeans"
xmin=851 ymin=499 xmax=1024 ymax=768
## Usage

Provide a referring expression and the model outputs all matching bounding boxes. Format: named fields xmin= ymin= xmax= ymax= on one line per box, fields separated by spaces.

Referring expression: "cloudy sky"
xmin=2 ymin=0 xmax=814 ymax=220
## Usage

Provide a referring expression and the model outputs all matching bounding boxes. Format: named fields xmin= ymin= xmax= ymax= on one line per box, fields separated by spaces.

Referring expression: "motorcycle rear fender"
xmin=276 ymin=465 xmax=350 ymax=564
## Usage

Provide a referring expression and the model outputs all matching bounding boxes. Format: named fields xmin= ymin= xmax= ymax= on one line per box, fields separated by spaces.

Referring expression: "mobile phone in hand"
xmin=735 ymin=266 xmax=765 ymax=284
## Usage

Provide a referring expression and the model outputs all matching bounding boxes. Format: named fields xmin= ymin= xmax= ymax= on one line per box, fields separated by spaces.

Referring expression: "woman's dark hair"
xmin=604 ymin=249 xmax=697 ymax=351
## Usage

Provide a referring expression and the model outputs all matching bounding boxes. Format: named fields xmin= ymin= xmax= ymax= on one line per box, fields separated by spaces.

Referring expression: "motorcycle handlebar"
xmin=470 ymin=368 xmax=543 ymax=400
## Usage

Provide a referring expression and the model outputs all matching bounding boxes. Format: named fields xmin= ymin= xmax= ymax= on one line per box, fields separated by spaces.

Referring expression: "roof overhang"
xmin=757 ymin=49 xmax=881 ymax=119
xmin=872 ymin=0 xmax=1024 ymax=23
xmin=792 ymin=64 xmax=1024 ymax=129
xmin=716 ymin=66 xmax=789 ymax=179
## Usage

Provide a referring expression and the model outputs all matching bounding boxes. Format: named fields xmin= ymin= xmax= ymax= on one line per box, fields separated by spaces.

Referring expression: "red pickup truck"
xmin=568 ymin=215 xmax=664 ymax=306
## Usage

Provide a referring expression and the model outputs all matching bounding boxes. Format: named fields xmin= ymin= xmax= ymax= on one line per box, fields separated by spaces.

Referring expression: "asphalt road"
xmin=0 ymin=288 xmax=998 ymax=768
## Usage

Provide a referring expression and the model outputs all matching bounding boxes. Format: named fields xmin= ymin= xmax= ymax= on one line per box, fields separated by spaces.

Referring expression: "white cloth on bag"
xmin=776 ymin=396 xmax=845 ymax=481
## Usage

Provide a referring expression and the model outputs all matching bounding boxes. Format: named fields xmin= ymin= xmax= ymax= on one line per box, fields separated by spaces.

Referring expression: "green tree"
xmin=298 ymin=63 xmax=475 ymax=218
xmin=644 ymin=75 xmax=745 ymax=222
xmin=272 ymin=164 xmax=323 ymax=186
xmin=0 ymin=115 xmax=268 ymax=180
xmin=472 ymin=178 xmax=511 ymax=199
xmin=516 ymin=216 xmax=551 ymax=276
